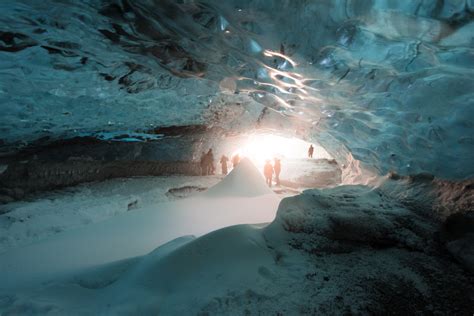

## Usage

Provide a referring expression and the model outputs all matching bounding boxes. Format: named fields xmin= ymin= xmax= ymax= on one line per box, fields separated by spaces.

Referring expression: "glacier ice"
xmin=0 ymin=0 xmax=473 ymax=180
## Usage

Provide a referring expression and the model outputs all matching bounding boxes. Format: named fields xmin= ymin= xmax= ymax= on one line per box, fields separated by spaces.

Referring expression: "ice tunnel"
xmin=0 ymin=0 xmax=473 ymax=182
xmin=0 ymin=1 xmax=473 ymax=314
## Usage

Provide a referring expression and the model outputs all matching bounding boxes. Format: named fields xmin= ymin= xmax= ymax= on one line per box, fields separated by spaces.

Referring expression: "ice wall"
xmin=0 ymin=0 xmax=473 ymax=179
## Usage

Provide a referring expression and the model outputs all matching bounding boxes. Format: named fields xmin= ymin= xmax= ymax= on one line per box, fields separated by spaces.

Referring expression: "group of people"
xmin=200 ymin=150 xmax=241 ymax=176
xmin=200 ymin=144 xmax=316 ymax=186
xmin=199 ymin=149 xmax=215 ymax=175
xmin=263 ymin=158 xmax=281 ymax=187
xmin=219 ymin=154 xmax=241 ymax=175
xmin=263 ymin=145 xmax=314 ymax=187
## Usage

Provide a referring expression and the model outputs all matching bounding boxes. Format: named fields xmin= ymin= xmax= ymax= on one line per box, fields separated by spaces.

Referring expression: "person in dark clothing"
xmin=232 ymin=154 xmax=240 ymax=168
xmin=206 ymin=149 xmax=215 ymax=175
xmin=264 ymin=160 xmax=273 ymax=187
xmin=220 ymin=155 xmax=229 ymax=175
xmin=200 ymin=152 xmax=207 ymax=175
xmin=308 ymin=144 xmax=314 ymax=158
xmin=273 ymin=158 xmax=281 ymax=186
xmin=280 ymin=43 xmax=285 ymax=55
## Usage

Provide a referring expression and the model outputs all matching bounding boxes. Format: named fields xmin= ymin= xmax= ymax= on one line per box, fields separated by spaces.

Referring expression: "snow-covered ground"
xmin=0 ymin=159 xmax=471 ymax=314
xmin=0 ymin=158 xmax=347 ymax=314
xmin=0 ymin=159 xmax=280 ymax=289
xmin=0 ymin=158 xmax=339 ymax=255
xmin=0 ymin=176 xmax=221 ymax=254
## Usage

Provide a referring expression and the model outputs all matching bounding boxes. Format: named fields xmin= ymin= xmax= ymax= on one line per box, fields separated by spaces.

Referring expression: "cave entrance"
xmin=213 ymin=132 xmax=341 ymax=189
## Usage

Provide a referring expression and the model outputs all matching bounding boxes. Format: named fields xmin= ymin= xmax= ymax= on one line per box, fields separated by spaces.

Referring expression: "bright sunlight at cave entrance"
xmin=232 ymin=133 xmax=331 ymax=166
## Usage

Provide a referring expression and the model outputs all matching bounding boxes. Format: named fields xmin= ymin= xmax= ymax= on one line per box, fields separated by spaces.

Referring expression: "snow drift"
xmin=1 ymin=182 xmax=472 ymax=314
xmin=0 ymin=159 xmax=280 ymax=290
xmin=205 ymin=158 xmax=273 ymax=197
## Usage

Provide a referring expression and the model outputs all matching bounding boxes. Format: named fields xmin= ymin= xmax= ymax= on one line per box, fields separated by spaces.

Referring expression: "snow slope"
xmin=1 ymin=184 xmax=471 ymax=315
xmin=0 ymin=176 xmax=221 ymax=254
xmin=205 ymin=158 xmax=273 ymax=197
xmin=0 ymin=161 xmax=279 ymax=291
xmin=0 ymin=157 xmax=333 ymax=255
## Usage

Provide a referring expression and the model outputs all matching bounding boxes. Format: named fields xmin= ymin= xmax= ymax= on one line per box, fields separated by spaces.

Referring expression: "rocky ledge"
xmin=0 ymin=126 xmax=220 ymax=202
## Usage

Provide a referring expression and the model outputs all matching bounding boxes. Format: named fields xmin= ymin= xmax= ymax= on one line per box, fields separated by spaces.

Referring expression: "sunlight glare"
xmin=233 ymin=133 xmax=330 ymax=166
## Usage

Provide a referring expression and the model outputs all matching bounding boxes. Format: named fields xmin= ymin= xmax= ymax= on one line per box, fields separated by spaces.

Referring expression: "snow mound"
xmin=204 ymin=158 xmax=273 ymax=198
xmin=108 ymin=224 xmax=274 ymax=314
xmin=1 ymin=184 xmax=473 ymax=314
xmin=0 ymin=192 xmax=280 ymax=290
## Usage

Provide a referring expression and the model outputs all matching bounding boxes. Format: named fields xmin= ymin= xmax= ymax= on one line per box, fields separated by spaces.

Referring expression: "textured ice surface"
xmin=0 ymin=0 xmax=473 ymax=178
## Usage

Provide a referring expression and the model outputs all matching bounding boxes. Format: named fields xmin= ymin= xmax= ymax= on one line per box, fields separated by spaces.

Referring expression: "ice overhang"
xmin=0 ymin=0 xmax=472 ymax=179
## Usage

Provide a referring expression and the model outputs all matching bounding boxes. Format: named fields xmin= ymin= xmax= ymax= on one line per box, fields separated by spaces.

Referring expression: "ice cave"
xmin=0 ymin=0 xmax=473 ymax=314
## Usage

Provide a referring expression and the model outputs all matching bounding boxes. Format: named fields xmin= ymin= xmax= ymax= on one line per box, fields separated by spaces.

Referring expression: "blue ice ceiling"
xmin=0 ymin=0 xmax=473 ymax=179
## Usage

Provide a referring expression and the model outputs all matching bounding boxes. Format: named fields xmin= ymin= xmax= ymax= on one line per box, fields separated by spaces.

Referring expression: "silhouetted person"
xmin=280 ymin=43 xmax=285 ymax=55
xmin=220 ymin=155 xmax=229 ymax=175
xmin=200 ymin=152 xmax=207 ymax=175
xmin=206 ymin=149 xmax=214 ymax=175
xmin=264 ymin=160 xmax=273 ymax=187
xmin=308 ymin=144 xmax=314 ymax=158
xmin=232 ymin=154 xmax=240 ymax=168
xmin=274 ymin=158 xmax=281 ymax=186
